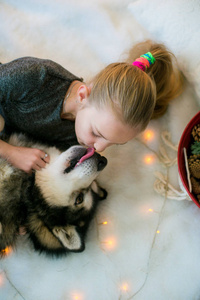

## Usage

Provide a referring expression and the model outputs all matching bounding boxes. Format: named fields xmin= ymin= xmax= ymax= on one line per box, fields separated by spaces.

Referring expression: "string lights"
xmin=66 ymin=127 xmax=162 ymax=300
xmin=142 ymin=129 xmax=156 ymax=165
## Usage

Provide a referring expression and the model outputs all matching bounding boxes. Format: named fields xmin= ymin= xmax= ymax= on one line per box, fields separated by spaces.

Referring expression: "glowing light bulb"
xmin=121 ymin=283 xmax=128 ymax=291
xmin=157 ymin=230 xmax=160 ymax=234
xmin=144 ymin=155 xmax=154 ymax=164
xmin=101 ymin=237 xmax=116 ymax=250
xmin=98 ymin=221 xmax=108 ymax=225
xmin=71 ymin=293 xmax=83 ymax=300
xmin=148 ymin=208 xmax=159 ymax=214
xmin=144 ymin=129 xmax=154 ymax=141
xmin=108 ymin=240 xmax=113 ymax=246
xmin=1 ymin=246 xmax=12 ymax=256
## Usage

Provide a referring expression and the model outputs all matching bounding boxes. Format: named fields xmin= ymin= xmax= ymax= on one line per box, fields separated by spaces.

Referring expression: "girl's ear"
xmin=77 ymin=84 xmax=91 ymax=104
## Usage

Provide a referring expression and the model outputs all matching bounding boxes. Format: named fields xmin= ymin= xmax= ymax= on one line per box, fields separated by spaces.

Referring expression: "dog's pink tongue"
xmin=76 ymin=148 xmax=95 ymax=166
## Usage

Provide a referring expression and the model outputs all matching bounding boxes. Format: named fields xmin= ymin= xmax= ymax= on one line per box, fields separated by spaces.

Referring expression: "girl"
xmin=0 ymin=40 xmax=183 ymax=173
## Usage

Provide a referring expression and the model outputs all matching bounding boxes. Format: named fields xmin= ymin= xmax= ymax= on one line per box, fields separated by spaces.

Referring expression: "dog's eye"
xmin=75 ymin=193 xmax=84 ymax=206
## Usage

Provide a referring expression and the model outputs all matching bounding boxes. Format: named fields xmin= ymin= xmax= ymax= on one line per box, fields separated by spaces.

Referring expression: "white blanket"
xmin=0 ymin=1 xmax=200 ymax=299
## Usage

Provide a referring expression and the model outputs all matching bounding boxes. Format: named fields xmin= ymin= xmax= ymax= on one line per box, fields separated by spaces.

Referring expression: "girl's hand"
xmin=7 ymin=145 xmax=50 ymax=173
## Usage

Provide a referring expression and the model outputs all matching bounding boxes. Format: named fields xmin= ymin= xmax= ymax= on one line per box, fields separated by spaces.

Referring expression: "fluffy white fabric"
xmin=128 ymin=0 xmax=200 ymax=99
xmin=0 ymin=1 xmax=200 ymax=300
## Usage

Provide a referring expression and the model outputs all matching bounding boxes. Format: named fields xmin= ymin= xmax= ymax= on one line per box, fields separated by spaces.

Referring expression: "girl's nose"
xmin=94 ymin=141 xmax=111 ymax=152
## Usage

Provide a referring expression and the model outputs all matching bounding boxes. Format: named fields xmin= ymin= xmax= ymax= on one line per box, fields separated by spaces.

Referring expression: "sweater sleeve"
xmin=0 ymin=57 xmax=81 ymax=125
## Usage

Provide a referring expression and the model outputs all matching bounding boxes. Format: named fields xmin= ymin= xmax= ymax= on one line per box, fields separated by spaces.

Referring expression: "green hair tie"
xmin=140 ymin=52 xmax=156 ymax=65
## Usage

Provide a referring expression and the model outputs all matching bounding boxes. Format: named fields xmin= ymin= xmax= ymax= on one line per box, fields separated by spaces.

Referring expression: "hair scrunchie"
xmin=132 ymin=52 xmax=156 ymax=71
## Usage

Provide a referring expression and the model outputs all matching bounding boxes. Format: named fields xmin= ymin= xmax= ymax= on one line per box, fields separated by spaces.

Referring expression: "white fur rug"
xmin=0 ymin=1 xmax=200 ymax=299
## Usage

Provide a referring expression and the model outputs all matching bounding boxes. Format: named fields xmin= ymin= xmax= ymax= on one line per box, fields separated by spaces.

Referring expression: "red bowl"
xmin=178 ymin=111 xmax=200 ymax=207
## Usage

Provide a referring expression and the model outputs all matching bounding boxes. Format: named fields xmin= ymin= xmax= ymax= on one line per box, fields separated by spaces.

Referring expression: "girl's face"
xmin=75 ymin=102 xmax=139 ymax=152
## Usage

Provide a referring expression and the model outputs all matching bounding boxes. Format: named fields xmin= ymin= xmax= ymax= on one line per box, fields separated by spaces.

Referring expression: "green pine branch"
xmin=191 ymin=141 xmax=200 ymax=155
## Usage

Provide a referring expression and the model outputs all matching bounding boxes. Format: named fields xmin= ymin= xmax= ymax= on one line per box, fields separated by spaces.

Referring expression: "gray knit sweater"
xmin=0 ymin=57 xmax=83 ymax=150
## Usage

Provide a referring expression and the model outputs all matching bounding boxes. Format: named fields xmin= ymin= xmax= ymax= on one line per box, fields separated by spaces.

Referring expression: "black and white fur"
xmin=0 ymin=133 xmax=107 ymax=257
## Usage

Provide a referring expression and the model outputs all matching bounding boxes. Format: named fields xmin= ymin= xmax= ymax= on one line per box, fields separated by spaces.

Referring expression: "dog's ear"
xmin=52 ymin=226 xmax=84 ymax=252
xmin=97 ymin=187 xmax=107 ymax=200
xmin=91 ymin=181 xmax=107 ymax=201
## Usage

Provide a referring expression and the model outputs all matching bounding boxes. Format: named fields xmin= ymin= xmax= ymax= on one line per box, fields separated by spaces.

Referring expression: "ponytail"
xmin=126 ymin=40 xmax=183 ymax=119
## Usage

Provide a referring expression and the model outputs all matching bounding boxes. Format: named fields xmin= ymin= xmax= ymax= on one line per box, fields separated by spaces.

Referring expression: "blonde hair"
xmin=89 ymin=40 xmax=183 ymax=131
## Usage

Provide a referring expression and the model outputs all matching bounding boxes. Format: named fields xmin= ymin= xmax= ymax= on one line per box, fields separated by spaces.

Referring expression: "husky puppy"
xmin=0 ymin=133 xmax=107 ymax=257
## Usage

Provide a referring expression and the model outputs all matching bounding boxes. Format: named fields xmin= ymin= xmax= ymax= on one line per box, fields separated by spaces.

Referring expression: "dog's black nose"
xmin=97 ymin=156 xmax=107 ymax=171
